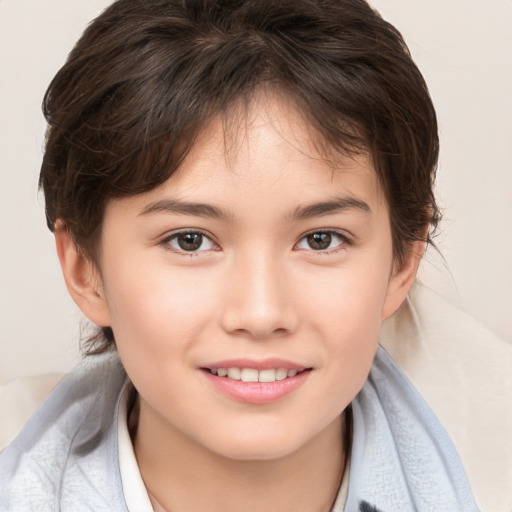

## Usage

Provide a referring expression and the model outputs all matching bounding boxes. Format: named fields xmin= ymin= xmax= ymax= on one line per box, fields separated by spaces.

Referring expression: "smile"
xmin=202 ymin=363 xmax=312 ymax=404
xmin=208 ymin=367 xmax=307 ymax=383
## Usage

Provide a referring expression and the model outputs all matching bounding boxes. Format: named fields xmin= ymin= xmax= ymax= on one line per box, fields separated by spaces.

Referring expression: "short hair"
xmin=40 ymin=0 xmax=440 ymax=353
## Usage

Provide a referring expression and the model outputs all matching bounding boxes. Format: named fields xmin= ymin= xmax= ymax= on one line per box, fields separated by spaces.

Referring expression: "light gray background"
xmin=1 ymin=0 xmax=511 ymax=383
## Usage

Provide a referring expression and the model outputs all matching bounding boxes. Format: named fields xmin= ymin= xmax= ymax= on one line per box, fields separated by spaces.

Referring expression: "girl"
xmin=0 ymin=1 xmax=481 ymax=510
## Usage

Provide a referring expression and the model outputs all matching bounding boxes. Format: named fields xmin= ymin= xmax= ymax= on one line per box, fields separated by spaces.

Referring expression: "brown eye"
xmin=296 ymin=231 xmax=347 ymax=252
xmin=165 ymin=231 xmax=215 ymax=252
xmin=177 ymin=233 xmax=203 ymax=251
xmin=307 ymin=232 xmax=332 ymax=250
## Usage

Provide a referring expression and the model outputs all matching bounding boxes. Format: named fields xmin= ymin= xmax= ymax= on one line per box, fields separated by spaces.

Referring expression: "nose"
xmin=220 ymin=251 xmax=299 ymax=340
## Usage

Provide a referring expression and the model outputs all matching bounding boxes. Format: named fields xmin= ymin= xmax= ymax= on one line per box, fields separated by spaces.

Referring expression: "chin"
xmin=215 ymin=439 xmax=303 ymax=462
xmin=202 ymin=420 xmax=329 ymax=463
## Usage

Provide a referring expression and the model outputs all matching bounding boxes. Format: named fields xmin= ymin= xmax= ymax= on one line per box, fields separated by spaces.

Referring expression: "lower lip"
xmin=202 ymin=370 xmax=311 ymax=404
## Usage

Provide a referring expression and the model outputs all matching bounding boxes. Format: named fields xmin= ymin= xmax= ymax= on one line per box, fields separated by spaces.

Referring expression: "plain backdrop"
xmin=1 ymin=0 xmax=511 ymax=383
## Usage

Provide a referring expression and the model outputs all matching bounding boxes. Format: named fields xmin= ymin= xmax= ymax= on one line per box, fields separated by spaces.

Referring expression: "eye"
xmin=296 ymin=231 xmax=348 ymax=252
xmin=163 ymin=230 xmax=216 ymax=253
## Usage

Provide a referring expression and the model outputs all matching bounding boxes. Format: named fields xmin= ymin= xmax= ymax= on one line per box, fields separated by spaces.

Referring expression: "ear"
xmin=54 ymin=224 xmax=112 ymax=327
xmin=382 ymin=240 xmax=425 ymax=320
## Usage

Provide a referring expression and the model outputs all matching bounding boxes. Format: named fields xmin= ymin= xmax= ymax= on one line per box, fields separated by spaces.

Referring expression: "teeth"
xmin=241 ymin=368 xmax=259 ymax=382
xmin=258 ymin=369 xmax=276 ymax=383
xmin=227 ymin=368 xmax=241 ymax=380
xmin=276 ymin=368 xmax=288 ymax=381
xmin=211 ymin=367 xmax=304 ymax=382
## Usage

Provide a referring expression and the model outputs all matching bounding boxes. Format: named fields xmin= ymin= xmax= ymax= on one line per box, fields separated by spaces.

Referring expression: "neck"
xmin=132 ymin=397 xmax=349 ymax=512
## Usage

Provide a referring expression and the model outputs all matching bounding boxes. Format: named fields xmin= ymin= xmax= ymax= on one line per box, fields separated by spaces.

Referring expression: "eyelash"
xmin=295 ymin=229 xmax=352 ymax=254
xmin=160 ymin=228 xmax=351 ymax=256
xmin=160 ymin=229 xmax=218 ymax=256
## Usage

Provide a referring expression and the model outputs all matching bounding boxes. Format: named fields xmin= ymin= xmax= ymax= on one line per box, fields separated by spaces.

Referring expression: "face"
xmin=89 ymin=93 xmax=408 ymax=461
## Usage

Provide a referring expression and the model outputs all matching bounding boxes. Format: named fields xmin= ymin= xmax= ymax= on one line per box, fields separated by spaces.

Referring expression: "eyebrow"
xmin=139 ymin=196 xmax=370 ymax=220
xmin=291 ymin=197 xmax=371 ymax=220
xmin=139 ymin=198 xmax=231 ymax=219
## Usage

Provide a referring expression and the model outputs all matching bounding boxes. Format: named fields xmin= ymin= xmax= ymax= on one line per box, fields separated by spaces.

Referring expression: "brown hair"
xmin=40 ymin=0 xmax=440 ymax=353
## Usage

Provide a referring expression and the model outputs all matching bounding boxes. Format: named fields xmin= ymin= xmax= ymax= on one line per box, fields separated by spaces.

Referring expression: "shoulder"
xmin=381 ymin=282 xmax=512 ymax=512
xmin=0 ymin=355 xmax=128 ymax=511
xmin=345 ymin=345 xmax=478 ymax=511
xmin=0 ymin=373 xmax=64 ymax=451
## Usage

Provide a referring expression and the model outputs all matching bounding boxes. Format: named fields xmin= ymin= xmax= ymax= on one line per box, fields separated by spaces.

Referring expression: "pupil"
xmin=178 ymin=233 xmax=203 ymax=251
xmin=308 ymin=232 xmax=331 ymax=250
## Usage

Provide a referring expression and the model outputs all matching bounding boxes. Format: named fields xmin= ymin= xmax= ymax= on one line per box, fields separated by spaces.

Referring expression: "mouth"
xmin=204 ymin=367 xmax=311 ymax=383
xmin=200 ymin=363 xmax=312 ymax=404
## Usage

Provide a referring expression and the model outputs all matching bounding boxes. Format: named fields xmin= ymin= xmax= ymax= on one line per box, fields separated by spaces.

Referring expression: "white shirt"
xmin=118 ymin=383 xmax=155 ymax=512
xmin=117 ymin=383 xmax=349 ymax=512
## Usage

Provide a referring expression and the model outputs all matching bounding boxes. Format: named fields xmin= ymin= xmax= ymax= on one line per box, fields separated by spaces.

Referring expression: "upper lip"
xmin=202 ymin=358 xmax=309 ymax=371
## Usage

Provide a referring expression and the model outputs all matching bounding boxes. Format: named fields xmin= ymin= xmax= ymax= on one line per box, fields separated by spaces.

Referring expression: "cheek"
xmin=299 ymin=253 xmax=391 ymax=334
xmin=102 ymin=259 xmax=218 ymax=361
xmin=298 ymin=257 xmax=392 ymax=395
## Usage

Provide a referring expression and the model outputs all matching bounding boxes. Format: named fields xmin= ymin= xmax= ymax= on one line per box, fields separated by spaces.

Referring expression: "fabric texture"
xmin=0 ymin=356 xmax=128 ymax=512
xmin=381 ymin=282 xmax=512 ymax=511
xmin=0 ymin=373 xmax=64 ymax=451
xmin=0 ymin=345 xmax=477 ymax=511
xmin=341 ymin=348 xmax=477 ymax=512
xmin=117 ymin=383 xmax=155 ymax=511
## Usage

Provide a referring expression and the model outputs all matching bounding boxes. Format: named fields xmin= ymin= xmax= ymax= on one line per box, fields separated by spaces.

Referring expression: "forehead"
xmin=169 ymin=91 xmax=382 ymax=201
xmin=105 ymin=90 xmax=387 ymax=225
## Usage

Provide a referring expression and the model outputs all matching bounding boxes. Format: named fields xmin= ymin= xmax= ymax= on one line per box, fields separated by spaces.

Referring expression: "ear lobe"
xmin=54 ymin=225 xmax=111 ymax=328
xmin=382 ymin=240 xmax=425 ymax=320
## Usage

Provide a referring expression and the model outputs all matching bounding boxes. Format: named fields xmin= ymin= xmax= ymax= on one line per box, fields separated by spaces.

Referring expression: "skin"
xmin=56 ymin=91 xmax=423 ymax=511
